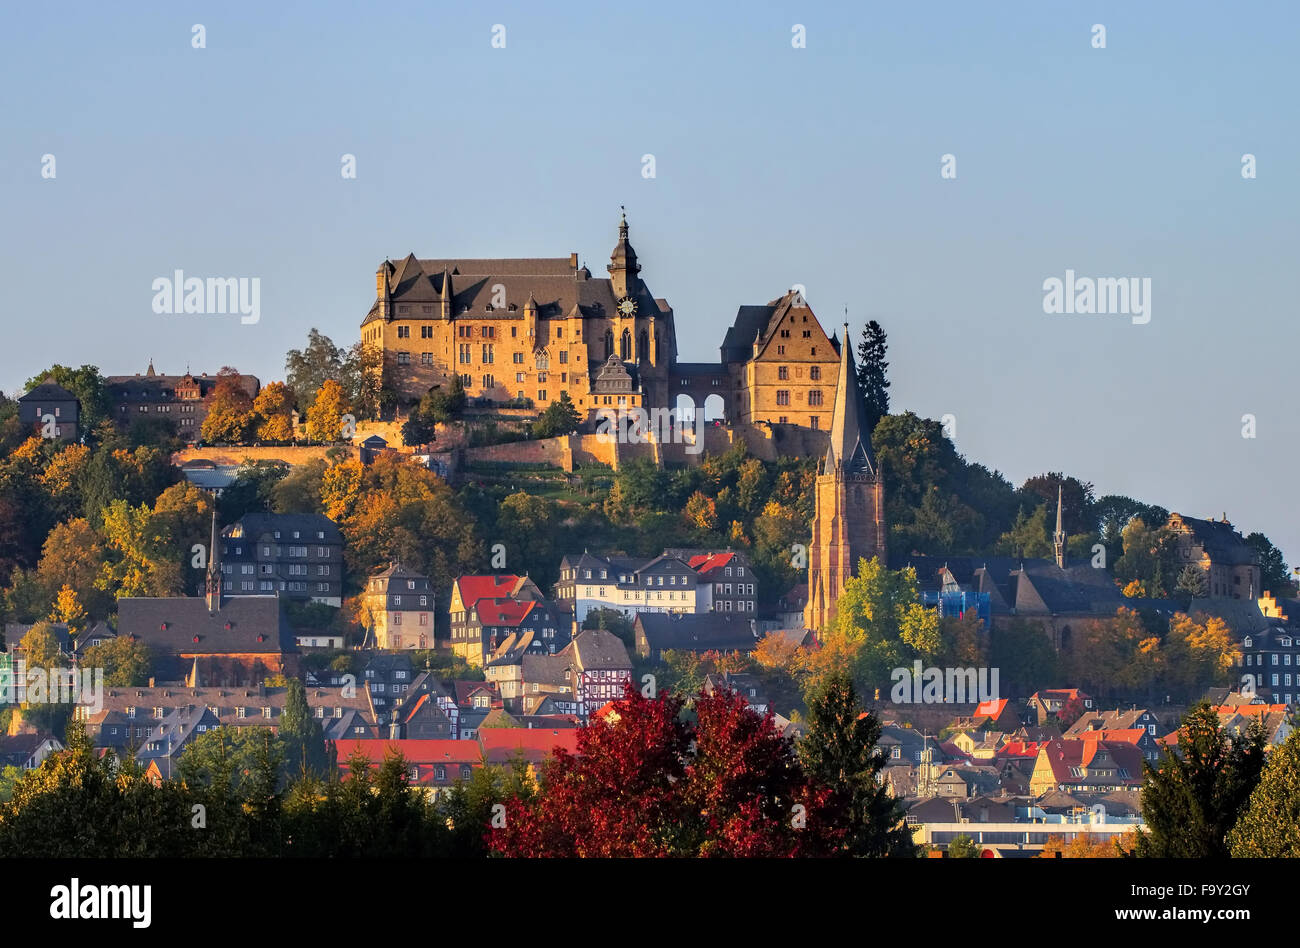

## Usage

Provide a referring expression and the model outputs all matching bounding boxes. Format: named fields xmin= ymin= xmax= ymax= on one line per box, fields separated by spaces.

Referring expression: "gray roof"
xmin=18 ymin=378 xmax=78 ymax=403
xmin=224 ymin=512 xmax=341 ymax=543
xmin=635 ymin=613 xmax=759 ymax=654
xmin=117 ymin=595 xmax=296 ymax=656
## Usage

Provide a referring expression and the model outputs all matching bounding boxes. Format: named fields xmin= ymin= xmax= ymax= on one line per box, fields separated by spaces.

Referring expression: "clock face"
xmin=616 ymin=296 xmax=637 ymax=317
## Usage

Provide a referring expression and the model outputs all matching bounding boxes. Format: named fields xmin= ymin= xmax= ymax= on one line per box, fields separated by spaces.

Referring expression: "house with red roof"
xmin=451 ymin=589 xmax=566 ymax=668
xmin=331 ymin=738 xmax=483 ymax=798
xmin=1028 ymin=688 xmax=1094 ymax=726
xmin=1028 ymin=739 xmax=1144 ymax=796
xmin=448 ymin=574 xmax=546 ymax=665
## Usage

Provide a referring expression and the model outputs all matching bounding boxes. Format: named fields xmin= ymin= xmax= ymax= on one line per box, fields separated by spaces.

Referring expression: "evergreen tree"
xmin=798 ymin=672 xmax=916 ymax=857
xmin=280 ymin=678 xmax=328 ymax=780
xmin=855 ymin=320 xmax=890 ymax=433
xmin=531 ymin=391 xmax=581 ymax=439
xmin=1228 ymin=729 xmax=1300 ymax=856
xmin=1136 ymin=704 xmax=1265 ymax=857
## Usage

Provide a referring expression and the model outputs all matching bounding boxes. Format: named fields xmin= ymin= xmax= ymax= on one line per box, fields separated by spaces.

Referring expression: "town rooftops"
xmin=224 ymin=512 xmax=340 ymax=542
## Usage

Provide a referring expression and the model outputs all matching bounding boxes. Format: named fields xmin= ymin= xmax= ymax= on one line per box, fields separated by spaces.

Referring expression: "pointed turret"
xmin=824 ymin=322 xmax=875 ymax=477
xmin=205 ymin=509 xmax=222 ymax=612
xmin=607 ymin=206 xmax=641 ymax=299
xmin=1053 ymin=483 xmax=1066 ymax=569
xmin=440 ymin=266 xmax=454 ymax=318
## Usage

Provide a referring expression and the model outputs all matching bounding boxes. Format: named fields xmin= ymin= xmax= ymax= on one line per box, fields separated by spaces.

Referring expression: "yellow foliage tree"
xmin=305 ymin=378 xmax=350 ymax=442
xmin=252 ymin=381 xmax=295 ymax=441
xmin=49 ymin=585 xmax=88 ymax=637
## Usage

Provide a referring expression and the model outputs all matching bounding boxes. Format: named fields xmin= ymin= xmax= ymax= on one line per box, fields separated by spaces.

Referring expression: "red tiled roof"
xmin=1078 ymin=728 xmax=1145 ymax=744
xmin=996 ymin=741 xmax=1043 ymax=758
xmin=474 ymin=598 xmax=536 ymax=626
xmin=332 ymin=739 xmax=481 ymax=766
xmin=1217 ymin=703 xmax=1287 ymax=717
xmin=453 ymin=680 xmax=501 ymax=707
xmin=477 ymin=728 xmax=580 ymax=763
xmin=455 ymin=575 xmax=523 ymax=607
xmin=687 ymin=552 xmax=735 ymax=576
xmin=975 ymin=698 xmax=1009 ymax=719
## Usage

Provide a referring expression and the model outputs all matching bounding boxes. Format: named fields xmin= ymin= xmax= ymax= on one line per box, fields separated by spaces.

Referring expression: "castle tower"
xmin=607 ymin=207 xmax=641 ymax=301
xmin=804 ymin=323 xmax=887 ymax=633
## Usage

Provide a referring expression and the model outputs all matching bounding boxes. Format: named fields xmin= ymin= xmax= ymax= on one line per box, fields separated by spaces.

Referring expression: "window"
xmin=481 ymin=344 xmax=494 ymax=363
xmin=397 ymin=326 xmax=410 ymax=338
xmin=397 ymin=351 xmax=410 ymax=365
xmin=776 ymin=390 xmax=790 ymax=406
xmin=482 ymin=374 xmax=495 ymax=389
xmin=810 ymin=365 xmax=821 ymax=380
xmin=808 ymin=389 xmax=823 ymax=406
xmin=421 ymin=352 xmax=433 ymax=364
xmin=778 ymin=366 xmax=788 ymax=380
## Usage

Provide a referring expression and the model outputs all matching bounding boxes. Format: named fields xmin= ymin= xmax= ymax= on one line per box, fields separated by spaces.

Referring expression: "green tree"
xmin=280 ymin=678 xmax=328 ymax=780
xmin=1136 ymin=704 xmax=1265 ymax=858
xmin=531 ymin=391 xmax=581 ymax=439
xmin=285 ymin=329 xmax=348 ymax=414
xmin=855 ymin=320 xmax=890 ymax=433
xmin=1175 ymin=564 xmax=1209 ymax=599
xmin=1245 ymin=531 xmax=1293 ymax=597
xmin=22 ymin=365 xmax=112 ymax=433
xmin=1228 ymin=729 xmax=1300 ymax=856
xmin=798 ymin=672 xmax=915 ymax=856
xmin=947 ymin=834 xmax=980 ymax=858
xmin=81 ymin=635 xmax=153 ymax=687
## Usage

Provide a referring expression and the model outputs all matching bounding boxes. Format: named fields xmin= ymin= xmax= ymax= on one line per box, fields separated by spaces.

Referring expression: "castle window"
xmin=776 ymin=390 xmax=790 ymax=406
xmin=778 ymin=366 xmax=788 ymax=380
xmin=511 ymin=326 xmax=517 ymax=338
xmin=559 ymin=351 xmax=568 ymax=364
xmin=811 ymin=416 xmax=819 ymax=429
xmin=421 ymin=352 xmax=432 ymax=364
xmin=397 ymin=326 xmax=410 ymax=338
xmin=396 ymin=352 xmax=410 ymax=365
xmin=810 ymin=365 xmax=821 ymax=380
xmin=809 ymin=390 xmax=823 ymax=406
xmin=421 ymin=325 xmax=432 ymax=338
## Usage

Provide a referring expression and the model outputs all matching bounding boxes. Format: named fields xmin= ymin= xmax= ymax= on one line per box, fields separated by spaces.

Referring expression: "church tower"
xmin=804 ymin=324 xmax=887 ymax=633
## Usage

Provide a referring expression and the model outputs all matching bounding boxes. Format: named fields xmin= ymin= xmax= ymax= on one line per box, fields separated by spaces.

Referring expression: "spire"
xmin=607 ymin=206 xmax=641 ymax=298
xmin=824 ymin=321 xmax=875 ymax=477
xmin=1053 ymin=483 xmax=1066 ymax=569
xmin=205 ymin=509 xmax=221 ymax=611
xmin=440 ymin=266 xmax=453 ymax=318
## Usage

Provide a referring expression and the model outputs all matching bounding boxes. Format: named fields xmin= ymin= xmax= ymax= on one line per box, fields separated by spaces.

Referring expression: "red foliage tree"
xmin=490 ymin=684 xmax=834 ymax=857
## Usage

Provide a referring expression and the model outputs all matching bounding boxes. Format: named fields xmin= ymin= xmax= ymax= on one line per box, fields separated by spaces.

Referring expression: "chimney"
xmin=569 ymin=252 xmax=579 ymax=269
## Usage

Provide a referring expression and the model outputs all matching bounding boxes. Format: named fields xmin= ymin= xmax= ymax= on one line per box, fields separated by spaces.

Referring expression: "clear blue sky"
xmin=3 ymin=1 xmax=1297 ymax=561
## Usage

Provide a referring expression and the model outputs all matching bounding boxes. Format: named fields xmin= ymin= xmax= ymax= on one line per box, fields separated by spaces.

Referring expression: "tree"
xmin=35 ymin=518 xmax=110 ymax=618
xmin=806 ymin=558 xmax=940 ymax=694
xmin=49 ymin=585 xmax=88 ymax=637
xmin=531 ymin=391 xmax=581 ymax=439
xmin=280 ymin=679 xmax=328 ymax=780
xmin=995 ymin=504 xmax=1052 ymax=558
xmin=491 ymin=684 xmax=828 ymax=857
xmin=1228 ymin=729 xmax=1300 ymax=857
xmin=947 ymin=834 xmax=980 ymax=858
xmin=855 ymin=320 xmax=890 ymax=433
xmin=1039 ymin=833 xmax=1130 ymax=857
xmin=798 ymin=672 xmax=915 ymax=856
xmin=81 ymin=635 xmax=153 ymax=687
xmin=1175 ymin=564 xmax=1209 ymax=598
xmin=1245 ymin=531 xmax=1293 ymax=597
xmin=285 ymin=329 xmax=348 ymax=414
xmin=305 ymin=379 xmax=350 ymax=442
xmin=1136 ymin=704 xmax=1265 ymax=858
xmin=251 ymin=381 xmax=295 ymax=441
xmin=19 ymin=621 xmax=64 ymax=670
xmin=197 ymin=368 xmax=254 ymax=443
xmin=683 ymin=491 xmax=718 ymax=533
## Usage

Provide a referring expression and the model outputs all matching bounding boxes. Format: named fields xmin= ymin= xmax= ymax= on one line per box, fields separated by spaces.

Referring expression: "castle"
xmin=360 ymin=212 xmax=842 ymax=430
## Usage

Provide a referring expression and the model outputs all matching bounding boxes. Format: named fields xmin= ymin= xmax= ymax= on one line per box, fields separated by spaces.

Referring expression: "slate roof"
xmin=224 ymin=512 xmax=341 ymax=543
xmin=18 ymin=378 xmax=78 ymax=403
xmin=635 ymin=612 xmax=759 ymax=655
xmin=1169 ymin=514 xmax=1259 ymax=566
xmin=569 ymin=628 xmax=633 ymax=671
xmin=117 ymin=595 xmax=295 ymax=656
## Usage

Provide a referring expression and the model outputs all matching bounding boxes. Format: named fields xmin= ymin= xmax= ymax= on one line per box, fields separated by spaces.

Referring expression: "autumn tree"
xmin=305 ymin=379 xmax=350 ymax=442
xmin=36 ymin=518 xmax=110 ymax=619
xmin=251 ymin=381 xmax=295 ymax=441
xmin=49 ymin=585 xmax=88 ymax=637
xmin=199 ymin=367 xmax=256 ymax=443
